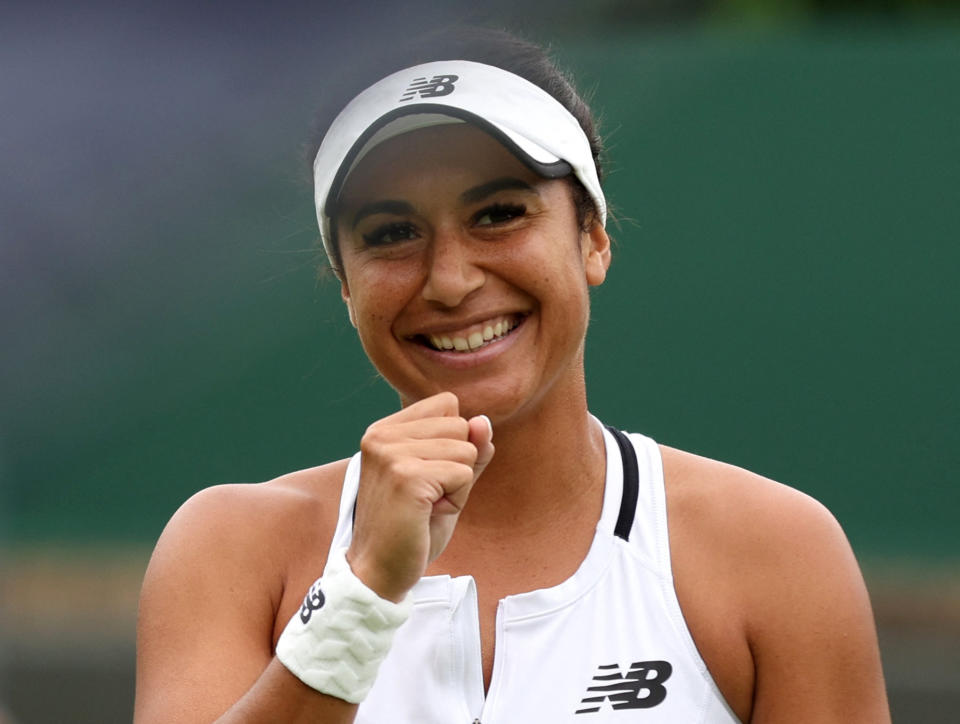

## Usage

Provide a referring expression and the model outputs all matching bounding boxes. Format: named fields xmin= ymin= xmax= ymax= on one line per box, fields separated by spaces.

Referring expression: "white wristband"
xmin=276 ymin=547 xmax=413 ymax=703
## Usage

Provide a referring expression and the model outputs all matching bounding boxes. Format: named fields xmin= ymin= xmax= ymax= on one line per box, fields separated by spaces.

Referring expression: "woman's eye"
xmin=475 ymin=203 xmax=526 ymax=226
xmin=362 ymin=222 xmax=417 ymax=247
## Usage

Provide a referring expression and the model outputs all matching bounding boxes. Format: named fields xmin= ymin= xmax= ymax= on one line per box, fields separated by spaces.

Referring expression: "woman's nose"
xmin=421 ymin=229 xmax=485 ymax=308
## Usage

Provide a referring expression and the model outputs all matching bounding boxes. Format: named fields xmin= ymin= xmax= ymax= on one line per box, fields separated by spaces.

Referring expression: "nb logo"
xmin=399 ymin=74 xmax=459 ymax=102
xmin=299 ymin=581 xmax=325 ymax=624
xmin=575 ymin=661 xmax=673 ymax=714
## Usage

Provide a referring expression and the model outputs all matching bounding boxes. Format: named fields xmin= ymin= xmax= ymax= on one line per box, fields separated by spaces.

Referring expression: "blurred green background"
xmin=2 ymin=0 xmax=958 ymax=722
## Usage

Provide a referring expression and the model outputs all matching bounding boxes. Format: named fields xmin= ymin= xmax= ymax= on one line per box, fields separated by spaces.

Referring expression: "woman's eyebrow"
xmin=350 ymin=178 xmax=537 ymax=227
xmin=460 ymin=177 xmax=538 ymax=204
xmin=351 ymin=200 xmax=415 ymax=228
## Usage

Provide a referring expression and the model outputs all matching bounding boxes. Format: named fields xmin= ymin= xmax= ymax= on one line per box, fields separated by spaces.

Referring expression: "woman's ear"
xmin=340 ymin=279 xmax=358 ymax=328
xmin=583 ymin=223 xmax=612 ymax=287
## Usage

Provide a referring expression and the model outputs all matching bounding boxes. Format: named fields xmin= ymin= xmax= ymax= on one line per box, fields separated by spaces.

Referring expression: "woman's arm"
xmin=664 ymin=447 xmax=890 ymax=723
xmin=134 ymin=481 xmax=358 ymax=723
xmin=741 ymin=485 xmax=890 ymax=723
xmin=135 ymin=392 xmax=494 ymax=722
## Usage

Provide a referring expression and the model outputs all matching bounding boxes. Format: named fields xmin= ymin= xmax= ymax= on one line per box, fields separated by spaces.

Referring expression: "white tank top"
xmin=326 ymin=423 xmax=741 ymax=723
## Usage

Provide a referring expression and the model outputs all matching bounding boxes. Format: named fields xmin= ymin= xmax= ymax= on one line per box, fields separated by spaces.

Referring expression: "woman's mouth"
xmin=412 ymin=314 xmax=526 ymax=352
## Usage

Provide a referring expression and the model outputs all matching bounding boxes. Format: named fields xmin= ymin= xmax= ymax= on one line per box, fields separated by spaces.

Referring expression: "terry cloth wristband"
xmin=276 ymin=547 xmax=413 ymax=703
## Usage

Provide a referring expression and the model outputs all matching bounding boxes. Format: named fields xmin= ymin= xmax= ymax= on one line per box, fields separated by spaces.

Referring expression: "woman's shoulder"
xmin=658 ymin=444 xmax=855 ymax=600
xmin=162 ymin=459 xmax=352 ymax=551
xmin=142 ymin=458 xmax=353 ymax=611
xmin=658 ymin=444 xmax=846 ymax=560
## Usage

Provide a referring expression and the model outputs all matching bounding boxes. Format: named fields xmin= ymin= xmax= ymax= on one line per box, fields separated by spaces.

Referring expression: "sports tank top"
xmin=325 ymin=423 xmax=741 ymax=723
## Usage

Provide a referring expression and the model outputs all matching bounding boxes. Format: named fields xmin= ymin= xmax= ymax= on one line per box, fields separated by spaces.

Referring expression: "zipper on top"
xmin=478 ymin=599 xmax=507 ymax=723
xmin=461 ymin=577 xmax=485 ymax=720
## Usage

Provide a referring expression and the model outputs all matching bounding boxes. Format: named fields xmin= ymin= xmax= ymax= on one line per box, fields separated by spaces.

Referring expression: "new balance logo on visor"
xmin=399 ymin=75 xmax=459 ymax=101
xmin=575 ymin=661 xmax=673 ymax=714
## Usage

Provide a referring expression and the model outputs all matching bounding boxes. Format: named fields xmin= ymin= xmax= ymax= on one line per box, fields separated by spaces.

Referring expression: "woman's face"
xmin=335 ymin=123 xmax=610 ymax=423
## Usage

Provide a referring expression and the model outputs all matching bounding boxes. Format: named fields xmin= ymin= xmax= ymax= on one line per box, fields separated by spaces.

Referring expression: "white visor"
xmin=313 ymin=59 xmax=606 ymax=264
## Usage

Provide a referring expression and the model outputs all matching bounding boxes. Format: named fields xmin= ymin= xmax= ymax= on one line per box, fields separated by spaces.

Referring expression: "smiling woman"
xmin=335 ymin=123 xmax=605 ymax=420
xmin=134 ymin=27 xmax=890 ymax=724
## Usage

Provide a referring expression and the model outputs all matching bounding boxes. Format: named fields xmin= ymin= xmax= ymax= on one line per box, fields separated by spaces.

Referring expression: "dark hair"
xmin=309 ymin=27 xmax=605 ymax=274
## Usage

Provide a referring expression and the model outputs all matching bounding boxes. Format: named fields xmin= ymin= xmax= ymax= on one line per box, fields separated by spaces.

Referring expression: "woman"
xmin=135 ymin=29 xmax=890 ymax=723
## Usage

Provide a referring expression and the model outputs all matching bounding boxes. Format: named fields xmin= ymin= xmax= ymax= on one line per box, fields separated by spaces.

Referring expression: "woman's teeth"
xmin=426 ymin=317 xmax=518 ymax=352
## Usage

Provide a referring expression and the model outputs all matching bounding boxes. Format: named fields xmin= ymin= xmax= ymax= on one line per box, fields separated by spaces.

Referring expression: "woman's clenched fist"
xmin=346 ymin=392 xmax=494 ymax=602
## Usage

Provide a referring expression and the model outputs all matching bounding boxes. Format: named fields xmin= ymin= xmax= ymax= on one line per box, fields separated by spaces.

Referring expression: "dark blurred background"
xmin=2 ymin=0 xmax=958 ymax=721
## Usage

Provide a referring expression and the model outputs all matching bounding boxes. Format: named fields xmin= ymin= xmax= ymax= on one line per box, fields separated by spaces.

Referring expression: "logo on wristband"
xmin=299 ymin=581 xmax=326 ymax=624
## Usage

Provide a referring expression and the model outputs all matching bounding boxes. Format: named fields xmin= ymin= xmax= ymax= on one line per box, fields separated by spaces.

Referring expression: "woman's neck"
xmin=454 ymin=373 xmax=607 ymax=536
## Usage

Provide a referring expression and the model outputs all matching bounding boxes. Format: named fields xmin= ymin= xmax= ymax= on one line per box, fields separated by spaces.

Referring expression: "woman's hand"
xmin=346 ymin=392 xmax=494 ymax=602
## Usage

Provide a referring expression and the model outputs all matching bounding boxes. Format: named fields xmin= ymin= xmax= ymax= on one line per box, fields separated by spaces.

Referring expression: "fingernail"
xmin=480 ymin=414 xmax=493 ymax=439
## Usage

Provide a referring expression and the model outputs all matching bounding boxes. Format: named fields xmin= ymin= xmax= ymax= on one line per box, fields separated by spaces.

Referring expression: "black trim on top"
xmin=605 ymin=426 xmax=639 ymax=541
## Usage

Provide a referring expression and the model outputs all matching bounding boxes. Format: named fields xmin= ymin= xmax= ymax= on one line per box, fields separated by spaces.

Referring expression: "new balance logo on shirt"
xmin=575 ymin=661 xmax=673 ymax=714
xmin=400 ymin=74 xmax=459 ymax=101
